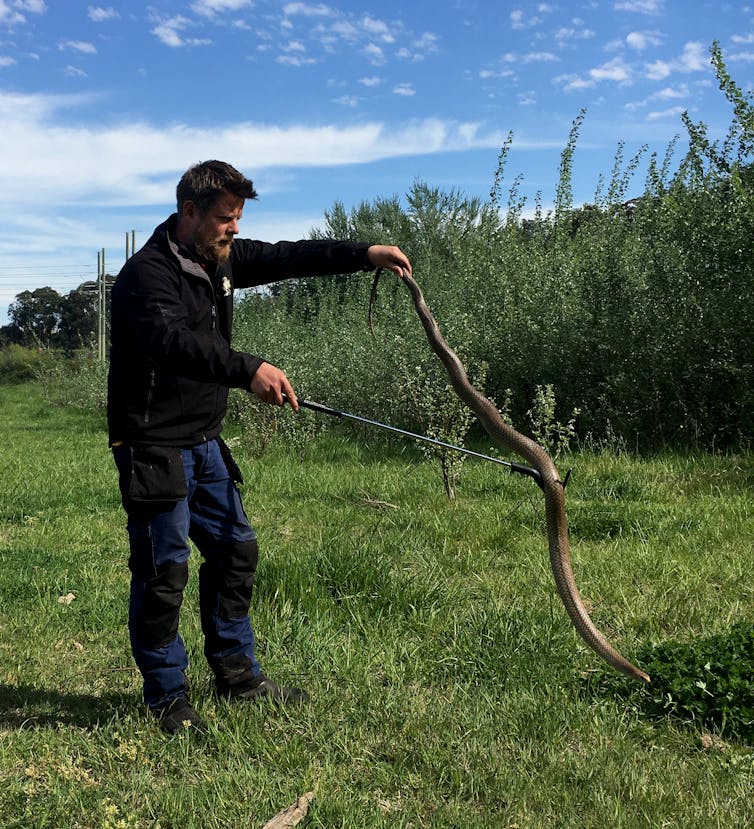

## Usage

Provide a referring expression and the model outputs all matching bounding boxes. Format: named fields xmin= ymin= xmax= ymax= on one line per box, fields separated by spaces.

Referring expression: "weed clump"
xmin=604 ymin=622 xmax=754 ymax=742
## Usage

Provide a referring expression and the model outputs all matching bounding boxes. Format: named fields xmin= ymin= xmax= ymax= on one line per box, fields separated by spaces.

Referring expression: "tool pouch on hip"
xmin=217 ymin=437 xmax=244 ymax=485
xmin=122 ymin=445 xmax=188 ymax=504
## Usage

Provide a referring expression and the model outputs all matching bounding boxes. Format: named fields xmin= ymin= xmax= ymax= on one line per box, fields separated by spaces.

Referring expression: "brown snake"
xmin=374 ymin=268 xmax=650 ymax=683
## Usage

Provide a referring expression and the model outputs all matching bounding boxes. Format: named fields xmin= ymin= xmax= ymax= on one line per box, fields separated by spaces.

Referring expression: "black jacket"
xmin=107 ymin=214 xmax=371 ymax=446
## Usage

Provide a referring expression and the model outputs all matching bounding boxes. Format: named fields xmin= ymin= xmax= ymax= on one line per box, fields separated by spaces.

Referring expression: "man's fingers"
xmin=367 ymin=244 xmax=412 ymax=277
xmin=251 ymin=362 xmax=297 ymax=409
xmin=282 ymin=379 xmax=298 ymax=411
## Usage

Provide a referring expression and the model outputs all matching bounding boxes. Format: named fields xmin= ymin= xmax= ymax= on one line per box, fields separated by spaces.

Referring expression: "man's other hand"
xmin=250 ymin=362 xmax=298 ymax=410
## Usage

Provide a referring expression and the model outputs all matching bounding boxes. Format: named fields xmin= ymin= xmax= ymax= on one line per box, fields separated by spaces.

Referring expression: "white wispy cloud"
xmin=646 ymin=105 xmax=685 ymax=120
xmin=362 ymin=14 xmax=394 ymax=43
xmin=645 ymin=41 xmax=708 ymax=80
xmin=58 ymin=40 xmax=97 ymax=55
xmin=363 ymin=42 xmax=385 ymax=65
xmin=151 ymin=15 xmax=212 ymax=48
xmin=260 ymin=5 xmax=437 ymax=72
xmin=510 ymin=8 xmax=546 ymax=29
xmin=276 ymin=53 xmax=316 ymax=66
xmin=521 ymin=51 xmax=558 ymax=63
xmin=397 ymin=31 xmax=440 ymax=61
xmin=88 ymin=6 xmax=118 ymax=22
xmin=624 ymin=82 xmax=690 ymax=113
xmin=652 ymin=83 xmax=689 ymax=100
xmin=483 ymin=49 xmax=557 ymax=78
xmin=625 ymin=30 xmax=663 ymax=50
xmin=614 ymin=0 xmax=664 ymax=13
xmin=591 ymin=56 xmax=632 ymax=82
xmin=191 ymin=0 xmax=252 ymax=17
xmin=0 ymin=0 xmax=45 ymax=25
xmin=413 ymin=32 xmax=439 ymax=53
xmin=0 ymin=91 xmax=508 ymax=208
xmin=0 ymin=8 xmax=24 ymax=26
xmin=555 ymin=26 xmax=596 ymax=44
xmin=393 ymin=83 xmax=415 ymax=96
xmin=729 ymin=50 xmax=754 ymax=61
xmin=283 ymin=2 xmax=335 ymax=17
xmin=555 ymin=56 xmax=632 ymax=91
xmin=479 ymin=67 xmax=515 ymax=80
xmin=17 ymin=0 xmax=46 ymax=11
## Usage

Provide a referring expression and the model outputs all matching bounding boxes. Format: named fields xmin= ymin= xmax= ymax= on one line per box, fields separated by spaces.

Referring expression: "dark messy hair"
xmin=176 ymin=160 xmax=258 ymax=214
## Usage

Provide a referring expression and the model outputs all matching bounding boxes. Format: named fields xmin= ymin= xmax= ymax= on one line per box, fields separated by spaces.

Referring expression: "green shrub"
xmin=602 ymin=622 xmax=754 ymax=742
xmin=231 ymin=44 xmax=753 ymax=453
xmin=0 ymin=344 xmax=56 ymax=384
xmin=35 ymin=352 xmax=108 ymax=413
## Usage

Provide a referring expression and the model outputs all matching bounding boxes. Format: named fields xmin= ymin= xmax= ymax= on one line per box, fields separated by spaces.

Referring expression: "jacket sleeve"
xmin=229 ymin=238 xmax=372 ymax=289
xmin=113 ymin=261 xmax=262 ymax=389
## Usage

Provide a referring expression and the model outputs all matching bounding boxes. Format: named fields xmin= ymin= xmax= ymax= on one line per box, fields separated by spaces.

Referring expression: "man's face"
xmin=189 ymin=191 xmax=245 ymax=264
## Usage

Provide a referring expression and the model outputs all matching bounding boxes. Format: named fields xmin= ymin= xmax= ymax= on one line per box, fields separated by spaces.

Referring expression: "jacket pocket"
xmin=124 ymin=445 xmax=188 ymax=504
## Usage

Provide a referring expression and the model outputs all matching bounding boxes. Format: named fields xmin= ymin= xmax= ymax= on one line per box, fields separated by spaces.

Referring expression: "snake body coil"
xmin=397 ymin=270 xmax=650 ymax=684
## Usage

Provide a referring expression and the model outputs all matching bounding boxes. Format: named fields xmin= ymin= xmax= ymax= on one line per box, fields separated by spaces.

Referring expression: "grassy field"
xmin=0 ymin=383 xmax=752 ymax=828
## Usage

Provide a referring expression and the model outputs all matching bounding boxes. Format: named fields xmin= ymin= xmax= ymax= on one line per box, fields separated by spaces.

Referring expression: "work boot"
xmin=216 ymin=673 xmax=309 ymax=705
xmin=152 ymin=696 xmax=208 ymax=735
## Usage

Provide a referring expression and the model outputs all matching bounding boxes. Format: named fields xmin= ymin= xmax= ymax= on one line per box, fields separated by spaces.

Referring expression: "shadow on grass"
xmin=589 ymin=621 xmax=754 ymax=744
xmin=0 ymin=683 xmax=137 ymax=730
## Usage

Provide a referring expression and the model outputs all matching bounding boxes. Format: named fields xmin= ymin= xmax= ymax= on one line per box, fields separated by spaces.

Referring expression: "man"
xmin=108 ymin=160 xmax=411 ymax=734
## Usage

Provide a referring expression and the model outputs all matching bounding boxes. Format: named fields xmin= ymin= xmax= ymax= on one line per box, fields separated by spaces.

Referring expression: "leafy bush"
xmin=0 ymin=344 xmax=57 ymax=384
xmin=231 ymin=43 xmax=753 ymax=456
xmin=35 ymin=352 xmax=108 ymax=413
xmin=602 ymin=622 xmax=754 ymax=742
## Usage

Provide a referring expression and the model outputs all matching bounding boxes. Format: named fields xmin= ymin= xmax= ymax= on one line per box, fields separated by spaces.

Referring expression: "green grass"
xmin=1 ymin=383 xmax=753 ymax=828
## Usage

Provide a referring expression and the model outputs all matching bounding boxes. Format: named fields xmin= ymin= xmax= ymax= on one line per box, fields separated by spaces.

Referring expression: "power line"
xmin=0 ymin=263 xmax=94 ymax=271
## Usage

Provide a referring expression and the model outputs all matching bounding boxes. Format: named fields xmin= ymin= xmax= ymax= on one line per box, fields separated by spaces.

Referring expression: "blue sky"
xmin=0 ymin=0 xmax=751 ymax=323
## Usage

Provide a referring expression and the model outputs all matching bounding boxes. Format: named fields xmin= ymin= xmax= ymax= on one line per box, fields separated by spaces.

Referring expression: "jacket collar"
xmin=157 ymin=213 xmax=214 ymax=281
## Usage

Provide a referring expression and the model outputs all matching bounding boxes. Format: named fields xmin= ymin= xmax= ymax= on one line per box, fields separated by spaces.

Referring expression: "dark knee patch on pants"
xmin=139 ymin=561 xmax=189 ymax=648
xmin=219 ymin=538 xmax=258 ymax=619
xmin=200 ymin=538 xmax=258 ymax=620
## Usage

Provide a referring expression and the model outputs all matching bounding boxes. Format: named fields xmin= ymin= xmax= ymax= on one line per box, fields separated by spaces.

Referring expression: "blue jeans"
xmin=113 ymin=439 xmax=261 ymax=708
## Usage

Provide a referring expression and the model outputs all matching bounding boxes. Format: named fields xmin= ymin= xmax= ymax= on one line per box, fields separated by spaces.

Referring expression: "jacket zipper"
xmin=144 ymin=368 xmax=155 ymax=424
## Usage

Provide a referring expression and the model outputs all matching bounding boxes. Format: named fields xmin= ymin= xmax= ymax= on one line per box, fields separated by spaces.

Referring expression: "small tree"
xmin=58 ymin=284 xmax=98 ymax=352
xmin=8 ymin=287 xmax=62 ymax=347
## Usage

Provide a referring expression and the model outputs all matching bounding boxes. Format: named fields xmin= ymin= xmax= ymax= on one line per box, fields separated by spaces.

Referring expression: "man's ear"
xmin=181 ymin=199 xmax=198 ymax=219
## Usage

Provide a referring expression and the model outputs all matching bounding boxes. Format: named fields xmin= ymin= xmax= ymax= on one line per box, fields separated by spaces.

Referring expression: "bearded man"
xmin=108 ymin=160 xmax=411 ymax=734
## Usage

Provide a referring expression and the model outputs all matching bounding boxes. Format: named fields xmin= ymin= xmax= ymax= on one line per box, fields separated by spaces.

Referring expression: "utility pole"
xmin=98 ymin=247 xmax=106 ymax=362
xmin=125 ymin=229 xmax=136 ymax=260
xmin=96 ymin=231 xmax=133 ymax=363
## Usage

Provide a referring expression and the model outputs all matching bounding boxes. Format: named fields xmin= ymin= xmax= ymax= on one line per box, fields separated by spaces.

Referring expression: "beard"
xmin=194 ymin=225 xmax=234 ymax=264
